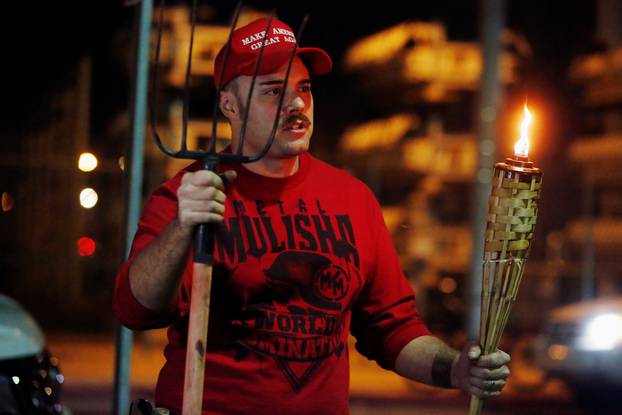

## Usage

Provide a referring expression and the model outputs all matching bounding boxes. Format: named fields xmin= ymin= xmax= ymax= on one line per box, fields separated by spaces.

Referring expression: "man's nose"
xmin=285 ymin=96 xmax=305 ymax=114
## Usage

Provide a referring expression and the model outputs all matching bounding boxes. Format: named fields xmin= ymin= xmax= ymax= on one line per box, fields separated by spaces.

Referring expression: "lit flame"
xmin=514 ymin=104 xmax=532 ymax=158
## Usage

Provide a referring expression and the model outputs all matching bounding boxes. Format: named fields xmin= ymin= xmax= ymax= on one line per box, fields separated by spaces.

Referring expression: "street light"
xmin=77 ymin=237 xmax=96 ymax=256
xmin=79 ymin=187 xmax=98 ymax=208
xmin=1 ymin=192 xmax=14 ymax=212
xmin=78 ymin=152 xmax=98 ymax=172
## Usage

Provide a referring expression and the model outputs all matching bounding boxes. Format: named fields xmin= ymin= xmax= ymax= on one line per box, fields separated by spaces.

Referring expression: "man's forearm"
xmin=129 ymin=218 xmax=193 ymax=312
xmin=395 ymin=335 xmax=512 ymax=398
xmin=394 ymin=335 xmax=459 ymax=388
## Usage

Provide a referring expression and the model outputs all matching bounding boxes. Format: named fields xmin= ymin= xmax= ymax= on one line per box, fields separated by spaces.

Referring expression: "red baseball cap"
xmin=214 ymin=17 xmax=332 ymax=88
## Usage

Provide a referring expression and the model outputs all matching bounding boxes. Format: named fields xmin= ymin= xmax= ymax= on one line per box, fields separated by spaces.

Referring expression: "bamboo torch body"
xmin=182 ymin=158 xmax=218 ymax=415
xmin=469 ymin=158 xmax=542 ymax=415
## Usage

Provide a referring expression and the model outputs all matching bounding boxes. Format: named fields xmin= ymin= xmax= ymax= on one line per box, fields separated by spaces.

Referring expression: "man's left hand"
xmin=451 ymin=344 xmax=510 ymax=399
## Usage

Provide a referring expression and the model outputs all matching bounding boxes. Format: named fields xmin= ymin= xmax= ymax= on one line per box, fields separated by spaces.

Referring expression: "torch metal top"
xmin=495 ymin=158 xmax=542 ymax=175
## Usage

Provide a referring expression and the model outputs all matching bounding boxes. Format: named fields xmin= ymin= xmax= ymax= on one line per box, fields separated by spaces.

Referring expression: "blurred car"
xmin=533 ymin=296 xmax=622 ymax=405
xmin=0 ymin=294 xmax=67 ymax=414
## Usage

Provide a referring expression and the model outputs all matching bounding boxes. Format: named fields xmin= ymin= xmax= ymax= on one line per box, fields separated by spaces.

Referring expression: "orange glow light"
xmin=514 ymin=104 xmax=532 ymax=158
xmin=547 ymin=344 xmax=568 ymax=361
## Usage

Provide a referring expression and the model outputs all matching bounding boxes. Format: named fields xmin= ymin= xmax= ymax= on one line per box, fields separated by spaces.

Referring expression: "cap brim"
xmin=297 ymin=47 xmax=333 ymax=76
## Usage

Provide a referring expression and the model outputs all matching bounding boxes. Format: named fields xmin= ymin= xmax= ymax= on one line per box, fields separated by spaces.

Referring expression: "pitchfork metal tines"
xmin=149 ymin=0 xmax=309 ymax=168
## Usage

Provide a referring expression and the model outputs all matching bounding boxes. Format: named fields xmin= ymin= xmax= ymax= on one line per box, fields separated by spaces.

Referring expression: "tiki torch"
xmin=469 ymin=104 xmax=543 ymax=415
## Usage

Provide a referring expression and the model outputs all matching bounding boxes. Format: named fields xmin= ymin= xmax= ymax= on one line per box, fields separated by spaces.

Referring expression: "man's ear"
xmin=219 ymin=91 xmax=239 ymax=120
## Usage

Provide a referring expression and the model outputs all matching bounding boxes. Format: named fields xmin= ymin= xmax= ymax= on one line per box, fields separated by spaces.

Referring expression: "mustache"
xmin=281 ymin=114 xmax=311 ymax=128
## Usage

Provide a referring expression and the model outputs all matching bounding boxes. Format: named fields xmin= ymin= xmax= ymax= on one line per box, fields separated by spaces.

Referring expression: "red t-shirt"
xmin=113 ymin=151 xmax=430 ymax=414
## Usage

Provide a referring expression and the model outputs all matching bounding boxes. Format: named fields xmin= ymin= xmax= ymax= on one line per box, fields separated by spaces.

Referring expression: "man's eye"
xmin=300 ymin=85 xmax=311 ymax=93
xmin=266 ymin=88 xmax=281 ymax=96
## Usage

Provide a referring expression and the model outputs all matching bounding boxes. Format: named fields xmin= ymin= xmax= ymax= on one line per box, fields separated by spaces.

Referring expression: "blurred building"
xmin=560 ymin=43 xmax=622 ymax=301
xmin=339 ymin=22 xmax=526 ymax=333
xmin=0 ymin=56 xmax=127 ymax=328
xmin=343 ymin=22 xmax=520 ymax=104
xmin=538 ymin=0 xmax=622 ymax=304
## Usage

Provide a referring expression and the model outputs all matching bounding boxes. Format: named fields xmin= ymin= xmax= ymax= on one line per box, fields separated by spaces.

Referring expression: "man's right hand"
xmin=177 ymin=169 xmax=237 ymax=234
xmin=126 ymin=169 xmax=236 ymax=312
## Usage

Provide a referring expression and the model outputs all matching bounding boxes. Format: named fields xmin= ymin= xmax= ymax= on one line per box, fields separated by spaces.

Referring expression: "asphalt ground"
xmin=47 ymin=330 xmax=596 ymax=415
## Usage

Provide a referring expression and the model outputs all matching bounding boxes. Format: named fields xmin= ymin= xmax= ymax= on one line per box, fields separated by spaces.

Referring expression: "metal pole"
xmin=114 ymin=1 xmax=153 ymax=414
xmin=581 ymin=171 xmax=595 ymax=300
xmin=466 ymin=0 xmax=506 ymax=340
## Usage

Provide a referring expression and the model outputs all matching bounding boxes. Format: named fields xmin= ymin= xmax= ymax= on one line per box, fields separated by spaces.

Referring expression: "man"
xmin=113 ymin=17 xmax=510 ymax=415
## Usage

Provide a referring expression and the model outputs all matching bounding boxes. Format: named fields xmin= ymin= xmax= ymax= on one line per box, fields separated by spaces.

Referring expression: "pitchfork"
xmin=150 ymin=1 xmax=308 ymax=414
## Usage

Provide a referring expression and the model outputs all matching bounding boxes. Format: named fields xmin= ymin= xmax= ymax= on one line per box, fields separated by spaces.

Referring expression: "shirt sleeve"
xmin=350 ymin=189 xmax=431 ymax=371
xmin=112 ymin=178 xmax=187 ymax=331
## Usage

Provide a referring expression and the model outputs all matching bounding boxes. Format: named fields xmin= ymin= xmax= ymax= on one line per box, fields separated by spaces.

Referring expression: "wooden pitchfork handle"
xmin=182 ymin=158 xmax=219 ymax=415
